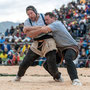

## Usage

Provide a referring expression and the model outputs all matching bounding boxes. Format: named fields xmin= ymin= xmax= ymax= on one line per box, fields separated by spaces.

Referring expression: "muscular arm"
xmin=23 ymin=26 xmax=42 ymax=34
xmin=26 ymin=26 xmax=52 ymax=38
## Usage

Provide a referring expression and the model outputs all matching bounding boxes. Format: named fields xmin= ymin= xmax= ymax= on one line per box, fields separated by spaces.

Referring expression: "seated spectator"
xmin=0 ymin=36 xmax=5 ymax=43
xmin=66 ymin=12 xmax=71 ymax=19
xmin=21 ymin=31 xmax=25 ymax=39
xmin=79 ymin=37 xmax=84 ymax=48
xmin=21 ymin=42 xmax=30 ymax=55
xmin=5 ymin=51 xmax=13 ymax=65
xmin=12 ymin=51 xmax=20 ymax=65
xmin=86 ymin=33 xmax=90 ymax=39
xmin=9 ymin=34 xmax=18 ymax=43
xmin=19 ymin=53 xmax=25 ymax=64
xmin=77 ymin=50 xmax=87 ymax=68
xmin=0 ymin=51 xmax=7 ymax=64
xmin=10 ymin=26 xmax=15 ymax=35
xmin=14 ymin=27 xmax=21 ymax=38
xmin=1 ymin=40 xmax=11 ymax=53
xmin=86 ymin=3 xmax=90 ymax=15
xmin=19 ymin=23 xmax=24 ymax=32
xmin=15 ymin=37 xmax=22 ymax=42
xmin=14 ymin=41 xmax=20 ymax=52
xmin=5 ymin=29 xmax=9 ymax=36
xmin=17 ymin=44 xmax=23 ymax=54
xmin=79 ymin=22 xmax=86 ymax=36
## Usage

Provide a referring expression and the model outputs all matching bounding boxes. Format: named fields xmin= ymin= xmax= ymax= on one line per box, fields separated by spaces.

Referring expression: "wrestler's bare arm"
xmin=26 ymin=29 xmax=43 ymax=38
xmin=23 ymin=26 xmax=42 ymax=33
xmin=26 ymin=26 xmax=52 ymax=38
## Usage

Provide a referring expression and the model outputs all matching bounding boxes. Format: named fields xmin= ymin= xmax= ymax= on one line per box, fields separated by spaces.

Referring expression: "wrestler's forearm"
xmin=26 ymin=29 xmax=43 ymax=38
xmin=41 ymin=26 xmax=52 ymax=33
xmin=26 ymin=26 xmax=52 ymax=38
xmin=23 ymin=26 xmax=42 ymax=33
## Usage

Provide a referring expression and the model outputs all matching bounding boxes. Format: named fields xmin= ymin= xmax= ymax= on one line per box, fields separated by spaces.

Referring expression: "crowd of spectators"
xmin=0 ymin=0 xmax=90 ymax=67
xmin=0 ymin=23 xmax=31 ymax=65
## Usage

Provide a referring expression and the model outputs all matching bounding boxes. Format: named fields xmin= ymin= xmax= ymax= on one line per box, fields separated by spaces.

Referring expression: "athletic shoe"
xmin=72 ymin=79 xmax=82 ymax=86
xmin=54 ymin=75 xmax=64 ymax=82
xmin=13 ymin=76 xmax=21 ymax=82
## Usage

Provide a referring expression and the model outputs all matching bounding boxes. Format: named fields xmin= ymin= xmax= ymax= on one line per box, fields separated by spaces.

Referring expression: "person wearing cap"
xmin=14 ymin=6 xmax=62 ymax=83
xmin=24 ymin=12 xmax=82 ymax=86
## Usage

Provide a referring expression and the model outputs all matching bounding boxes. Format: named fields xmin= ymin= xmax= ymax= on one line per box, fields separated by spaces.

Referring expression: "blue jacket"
xmin=1 ymin=44 xmax=11 ymax=53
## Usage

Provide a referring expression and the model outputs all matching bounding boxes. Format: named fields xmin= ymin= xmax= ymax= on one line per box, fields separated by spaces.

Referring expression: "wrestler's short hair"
xmin=45 ymin=12 xmax=56 ymax=18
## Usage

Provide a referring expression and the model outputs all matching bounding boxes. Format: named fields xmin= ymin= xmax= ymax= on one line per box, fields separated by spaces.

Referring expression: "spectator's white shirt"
xmin=9 ymin=35 xmax=18 ymax=42
xmin=15 ymin=37 xmax=22 ymax=42
xmin=79 ymin=18 xmax=86 ymax=24
xmin=77 ymin=4 xmax=85 ymax=10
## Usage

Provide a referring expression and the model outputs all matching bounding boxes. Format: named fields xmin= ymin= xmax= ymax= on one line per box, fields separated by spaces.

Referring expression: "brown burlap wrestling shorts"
xmin=30 ymin=38 xmax=57 ymax=57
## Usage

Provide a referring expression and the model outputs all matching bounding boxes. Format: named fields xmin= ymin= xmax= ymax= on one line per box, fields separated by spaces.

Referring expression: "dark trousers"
xmin=17 ymin=49 xmax=60 ymax=79
xmin=63 ymin=49 xmax=78 ymax=80
xmin=17 ymin=49 xmax=40 ymax=77
xmin=43 ymin=48 xmax=78 ymax=80
xmin=44 ymin=50 xmax=61 ymax=79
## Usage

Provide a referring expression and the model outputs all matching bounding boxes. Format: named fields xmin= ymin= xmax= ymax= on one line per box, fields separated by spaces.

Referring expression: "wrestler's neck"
xmin=34 ymin=14 xmax=39 ymax=22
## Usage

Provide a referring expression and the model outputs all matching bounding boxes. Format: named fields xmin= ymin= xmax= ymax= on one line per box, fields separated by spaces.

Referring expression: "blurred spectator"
xmin=79 ymin=37 xmax=84 ymax=46
xmin=19 ymin=23 xmax=24 ymax=32
xmin=5 ymin=29 xmax=9 ymax=36
xmin=77 ymin=49 xmax=87 ymax=67
xmin=66 ymin=12 xmax=71 ymax=19
xmin=1 ymin=40 xmax=11 ymax=53
xmin=86 ymin=2 xmax=90 ymax=15
xmin=0 ymin=51 xmax=7 ymax=64
xmin=79 ymin=22 xmax=86 ymax=36
xmin=10 ymin=26 xmax=15 ymax=35
xmin=86 ymin=40 xmax=90 ymax=55
xmin=9 ymin=34 xmax=18 ymax=43
xmin=0 ymin=36 xmax=5 ymax=43
xmin=14 ymin=26 xmax=21 ymax=38
xmin=5 ymin=51 xmax=13 ymax=65
xmin=12 ymin=52 xmax=20 ymax=65
xmin=14 ymin=41 xmax=20 ymax=52
xmin=21 ymin=42 xmax=30 ymax=55
xmin=20 ymin=53 xmax=25 ymax=64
